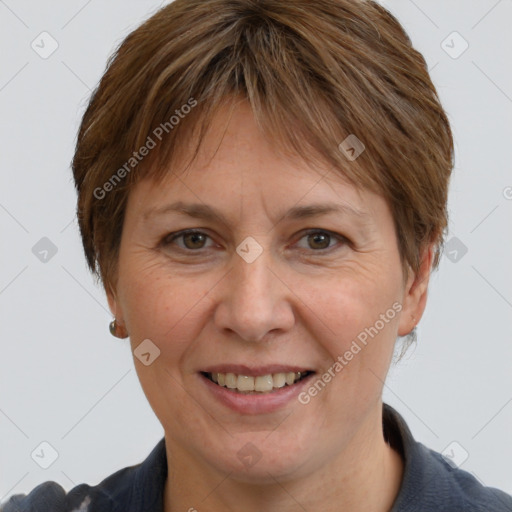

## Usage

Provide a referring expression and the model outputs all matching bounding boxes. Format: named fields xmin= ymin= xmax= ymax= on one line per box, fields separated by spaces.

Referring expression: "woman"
xmin=3 ymin=0 xmax=511 ymax=510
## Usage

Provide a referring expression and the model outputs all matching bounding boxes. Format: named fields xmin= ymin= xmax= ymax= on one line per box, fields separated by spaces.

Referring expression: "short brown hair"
xmin=72 ymin=0 xmax=454 ymax=295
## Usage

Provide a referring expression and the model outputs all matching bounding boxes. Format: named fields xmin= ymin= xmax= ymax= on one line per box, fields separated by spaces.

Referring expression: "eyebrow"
xmin=142 ymin=201 xmax=368 ymax=224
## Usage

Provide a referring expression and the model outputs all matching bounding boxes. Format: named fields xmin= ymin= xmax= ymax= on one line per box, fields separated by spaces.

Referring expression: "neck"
xmin=163 ymin=403 xmax=403 ymax=512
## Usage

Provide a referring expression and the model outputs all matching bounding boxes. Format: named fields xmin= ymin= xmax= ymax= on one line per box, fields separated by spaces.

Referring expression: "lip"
xmin=201 ymin=364 xmax=314 ymax=377
xmin=198 ymin=371 xmax=315 ymax=415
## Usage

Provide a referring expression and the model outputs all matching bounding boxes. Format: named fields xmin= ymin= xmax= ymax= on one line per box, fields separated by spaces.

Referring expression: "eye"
xmin=162 ymin=230 xmax=215 ymax=251
xmin=161 ymin=228 xmax=348 ymax=254
xmin=295 ymin=229 xmax=348 ymax=251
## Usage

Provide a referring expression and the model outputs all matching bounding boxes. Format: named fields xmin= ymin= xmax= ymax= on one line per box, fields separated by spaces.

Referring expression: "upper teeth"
xmin=210 ymin=372 xmax=305 ymax=393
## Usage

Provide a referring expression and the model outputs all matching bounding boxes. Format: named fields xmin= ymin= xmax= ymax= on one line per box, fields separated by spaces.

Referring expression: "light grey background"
xmin=1 ymin=0 xmax=511 ymax=502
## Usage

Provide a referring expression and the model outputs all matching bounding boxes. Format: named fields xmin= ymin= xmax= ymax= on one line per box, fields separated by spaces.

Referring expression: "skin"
xmin=107 ymin=100 xmax=433 ymax=511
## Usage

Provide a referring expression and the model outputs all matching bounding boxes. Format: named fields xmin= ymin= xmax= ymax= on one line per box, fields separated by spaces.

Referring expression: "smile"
xmin=198 ymin=365 xmax=317 ymax=414
xmin=203 ymin=371 xmax=313 ymax=394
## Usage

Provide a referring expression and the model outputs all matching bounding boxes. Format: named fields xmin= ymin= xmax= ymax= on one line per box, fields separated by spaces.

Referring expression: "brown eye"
xmin=182 ymin=232 xmax=208 ymax=249
xmin=162 ymin=230 xmax=214 ymax=251
xmin=307 ymin=232 xmax=331 ymax=250
xmin=294 ymin=229 xmax=348 ymax=253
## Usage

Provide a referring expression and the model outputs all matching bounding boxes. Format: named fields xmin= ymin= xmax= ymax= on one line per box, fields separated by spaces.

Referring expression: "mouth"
xmin=200 ymin=370 xmax=314 ymax=394
xmin=198 ymin=366 xmax=317 ymax=414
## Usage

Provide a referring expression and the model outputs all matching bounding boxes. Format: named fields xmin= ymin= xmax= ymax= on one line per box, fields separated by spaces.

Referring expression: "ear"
xmin=397 ymin=244 xmax=435 ymax=336
xmin=106 ymin=283 xmax=129 ymax=338
xmin=106 ymin=286 xmax=118 ymax=318
xmin=106 ymin=283 xmax=127 ymax=329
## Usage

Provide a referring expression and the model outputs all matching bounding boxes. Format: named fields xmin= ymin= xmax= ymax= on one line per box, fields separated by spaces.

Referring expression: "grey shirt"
xmin=2 ymin=404 xmax=511 ymax=511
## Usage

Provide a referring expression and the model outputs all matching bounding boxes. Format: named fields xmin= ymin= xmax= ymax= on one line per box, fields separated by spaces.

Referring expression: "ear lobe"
xmin=397 ymin=244 xmax=435 ymax=337
xmin=106 ymin=287 xmax=118 ymax=318
xmin=106 ymin=286 xmax=129 ymax=338
xmin=106 ymin=285 xmax=125 ymax=324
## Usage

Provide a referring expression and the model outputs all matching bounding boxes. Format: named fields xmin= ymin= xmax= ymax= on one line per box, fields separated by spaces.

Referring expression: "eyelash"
xmin=161 ymin=228 xmax=350 ymax=254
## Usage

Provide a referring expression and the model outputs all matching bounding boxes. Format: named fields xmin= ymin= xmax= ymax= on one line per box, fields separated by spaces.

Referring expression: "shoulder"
xmin=0 ymin=481 xmax=95 ymax=512
xmin=0 ymin=438 xmax=167 ymax=512
xmin=0 ymin=471 xmax=128 ymax=512
xmin=383 ymin=404 xmax=512 ymax=512
xmin=410 ymin=442 xmax=512 ymax=512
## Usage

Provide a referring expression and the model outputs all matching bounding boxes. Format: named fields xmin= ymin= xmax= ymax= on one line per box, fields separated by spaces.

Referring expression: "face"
xmin=109 ymin=100 xmax=429 ymax=483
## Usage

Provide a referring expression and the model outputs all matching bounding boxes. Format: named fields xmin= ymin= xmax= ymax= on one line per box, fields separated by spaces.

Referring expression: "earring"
xmin=109 ymin=319 xmax=128 ymax=339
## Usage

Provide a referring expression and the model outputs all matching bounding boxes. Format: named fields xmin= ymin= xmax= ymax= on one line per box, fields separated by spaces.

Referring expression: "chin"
xmin=205 ymin=430 xmax=321 ymax=484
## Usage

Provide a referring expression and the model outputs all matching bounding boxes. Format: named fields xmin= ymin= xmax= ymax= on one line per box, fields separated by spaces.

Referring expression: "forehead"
xmin=125 ymin=99 xmax=388 ymax=230
xmin=135 ymin=101 xmax=360 ymax=196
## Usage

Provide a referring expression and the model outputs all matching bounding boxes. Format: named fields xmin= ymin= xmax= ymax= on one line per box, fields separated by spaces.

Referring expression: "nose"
xmin=213 ymin=245 xmax=295 ymax=343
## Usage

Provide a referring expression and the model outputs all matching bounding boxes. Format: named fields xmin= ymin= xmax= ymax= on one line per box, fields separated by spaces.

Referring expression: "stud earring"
xmin=109 ymin=319 xmax=128 ymax=339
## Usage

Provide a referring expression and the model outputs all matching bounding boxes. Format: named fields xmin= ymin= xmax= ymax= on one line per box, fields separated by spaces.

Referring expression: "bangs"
xmin=72 ymin=0 xmax=453 ymax=291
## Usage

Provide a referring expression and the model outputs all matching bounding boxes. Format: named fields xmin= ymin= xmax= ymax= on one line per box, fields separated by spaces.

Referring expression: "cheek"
xmin=118 ymin=255 xmax=219 ymax=362
xmin=298 ymin=266 xmax=403 ymax=366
